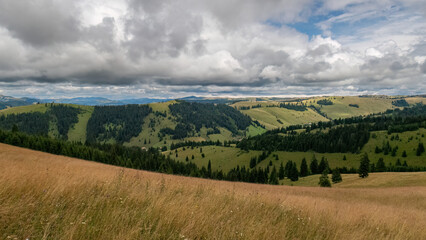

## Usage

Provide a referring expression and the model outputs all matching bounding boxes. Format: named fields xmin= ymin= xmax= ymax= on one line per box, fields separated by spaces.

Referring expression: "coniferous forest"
xmin=86 ymin=105 xmax=152 ymax=143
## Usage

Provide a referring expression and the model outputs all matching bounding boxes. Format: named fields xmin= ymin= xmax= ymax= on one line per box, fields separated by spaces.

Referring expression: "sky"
xmin=0 ymin=0 xmax=425 ymax=99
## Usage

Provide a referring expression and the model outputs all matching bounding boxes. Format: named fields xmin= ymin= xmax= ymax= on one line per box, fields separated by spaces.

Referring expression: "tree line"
xmin=237 ymin=123 xmax=370 ymax=153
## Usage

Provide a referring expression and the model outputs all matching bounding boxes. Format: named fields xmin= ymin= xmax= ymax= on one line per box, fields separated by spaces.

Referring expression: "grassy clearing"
xmin=1 ymin=143 xmax=426 ymax=239
xmin=240 ymin=107 xmax=327 ymax=130
xmin=282 ymin=172 xmax=426 ymax=187
xmin=166 ymin=146 xmax=262 ymax=172
xmin=303 ymin=96 xmax=396 ymax=119
xmin=0 ymin=103 xmax=49 ymax=115
xmin=148 ymin=100 xmax=176 ymax=112
xmin=246 ymin=124 xmax=267 ymax=137
xmin=404 ymin=96 xmax=426 ymax=105
xmin=67 ymin=106 xmax=94 ymax=142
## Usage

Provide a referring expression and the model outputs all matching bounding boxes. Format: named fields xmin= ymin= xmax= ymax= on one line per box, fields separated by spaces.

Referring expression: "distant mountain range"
xmin=0 ymin=95 xmax=240 ymax=110
xmin=0 ymin=95 xmax=39 ymax=110
xmin=39 ymin=97 xmax=172 ymax=106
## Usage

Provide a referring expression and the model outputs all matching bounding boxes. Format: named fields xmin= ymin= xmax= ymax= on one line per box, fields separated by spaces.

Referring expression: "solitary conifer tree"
xmin=358 ymin=153 xmax=370 ymax=178
xmin=376 ymin=157 xmax=386 ymax=172
xmin=300 ymin=157 xmax=309 ymax=177
xmin=207 ymin=160 xmax=212 ymax=178
xmin=319 ymin=170 xmax=331 ymax=187
xmin=310 ymin=155 xmax=319 ymax=174
xmin=318 ymin=157 xmax=329 ymax=174
xmin=278 ymin=162 xmax=285 ymax=180
xmin=416 ymin=142 xmax=424 ymax=156
xmin=269 ymin=166 xmax=279 ymax=185
xmin=289 ymin=163 xmax=299 ymax=181
xmin=331 ymin=168 xmax=342 ymax=183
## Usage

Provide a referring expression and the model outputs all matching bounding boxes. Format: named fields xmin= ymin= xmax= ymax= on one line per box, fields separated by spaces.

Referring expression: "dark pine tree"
xmin=318 ymin=170 xmax=331 ymax=187
xmin=300 ymin=157 xmax=309 ymax=177
xmin=278 ymin=162 xmax=285 ymax=180
xmin=207 ymin=160 xmax=212 ymax=178
xmin=269 ymin=166 xmax=279 ymax=185
xmin=284 ymin=161 xmax=293 ymax=178
xmin=358 ymin=153 xmax=370 ymax=178
xmin=318 ymin=157 xmax=329 ymax=174
xmin=250 ymin=156 xmax=257 ymax=168
xmin=310 ymin=155 xmax=319 ymax=174
xmin=331 ymin=168 xmax=342 ymax=183
xmin=416 ymin=142 xmax=424 ymax=156
xmin=289 ymin=163 xmax=299 ymax=181
xmin=376 ymin=157 xmax=386 ymax=172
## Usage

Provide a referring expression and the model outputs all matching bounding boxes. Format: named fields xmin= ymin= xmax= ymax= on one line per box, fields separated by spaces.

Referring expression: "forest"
xmin=0 ymin=104 xmax=80 ymax=139
xmin=163 ymin=101 xmax=252 ymax=139
xmin=86 ymin=105 xmax=152 ymax=143
xmin=237 ymin=123 xmax=370 ymax=153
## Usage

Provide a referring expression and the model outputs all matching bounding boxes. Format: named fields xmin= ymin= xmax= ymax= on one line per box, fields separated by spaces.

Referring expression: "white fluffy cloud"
xmin=0 ymin=0 xmax=424 ymax=98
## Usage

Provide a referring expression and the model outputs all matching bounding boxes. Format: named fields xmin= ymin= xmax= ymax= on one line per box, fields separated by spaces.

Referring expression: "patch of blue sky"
xmin=265 ymin=10 xmax=345 ymax=39
xmin=327 ymin=15 xmax=388 ymax=38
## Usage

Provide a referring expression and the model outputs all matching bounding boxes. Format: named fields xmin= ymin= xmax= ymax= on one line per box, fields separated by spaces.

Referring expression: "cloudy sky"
xmin=0 ymin=0 xmax=425 ymax=99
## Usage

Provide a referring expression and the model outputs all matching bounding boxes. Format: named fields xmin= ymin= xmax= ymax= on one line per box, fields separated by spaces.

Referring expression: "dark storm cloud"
xmin=124 ymin=0 xmax=203 ymax=59
xmin=0 ymin=0 xmax=81 ymax=46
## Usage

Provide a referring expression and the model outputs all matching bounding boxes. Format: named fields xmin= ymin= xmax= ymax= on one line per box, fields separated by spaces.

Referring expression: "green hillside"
xmin=0 ymin=101 xmax=260 ymax=148
xmin=232 ymin=96 xmax=426 ymax=130
xmin=67 ymin=105 xmax=94 ymax=142
xmin=303 ymin=96 xmax=396 ymax=119
xmin=166 ymin=121 xmax=426 ymax=176
xmin=0 ymin=103 xmax=49 ymax=115
xmin=1 ymin=96 xmax=425 ymax=152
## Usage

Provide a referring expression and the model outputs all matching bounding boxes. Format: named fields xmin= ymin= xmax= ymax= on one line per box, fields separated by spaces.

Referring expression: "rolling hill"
xmin=1 ymin=95 xmax=425 ymax=151
xmin=1 ymin=143 xmax=425 ymax=239
xmin=0 ymin=101 xmax=259 ymax=148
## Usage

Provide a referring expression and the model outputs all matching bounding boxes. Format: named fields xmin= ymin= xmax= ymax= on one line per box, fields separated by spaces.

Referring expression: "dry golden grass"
xmin=1 ymin=143 xmax=426 ymax=239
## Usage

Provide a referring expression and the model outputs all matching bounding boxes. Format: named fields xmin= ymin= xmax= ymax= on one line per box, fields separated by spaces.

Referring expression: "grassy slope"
xmin=0 ymin=104 xmax=95 ymax=142
xmin=67 ymin=105 xmax=94 ymax=142
xmin=405 ymin=97 xmax=426 ymax=105
xmin=1 ymin=143 xmax=426 ymax=239
xmin=166 ymin=146 xmax=262 ymax=172
xmin=303 ymin=96 xmax=396 ymax=119
xmin=241 ymin=107 xmax=327 ymax=130
xmin=232 ymin=96 xmax=403 ymax=130
xmin=282 ymin=172 xmax=426 ymax=187
xmin=0 ymin=103 xmax=49 ymax=115
xmin=232 ymin=101 xmax=328 ymax=130
xmin=168 ymin=128 xmax=426 ymax=172
xmin=125 ymin=101 xmax=247 ymax=149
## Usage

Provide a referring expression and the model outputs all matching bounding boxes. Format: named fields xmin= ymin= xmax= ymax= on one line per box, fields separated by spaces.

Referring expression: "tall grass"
xmin=1 ymin=143 xmax=425 ymax=239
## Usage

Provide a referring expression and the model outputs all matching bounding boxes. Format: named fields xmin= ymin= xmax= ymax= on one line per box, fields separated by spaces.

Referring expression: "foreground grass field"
xmin=1 ymin=143 xmax=425 ymax=239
